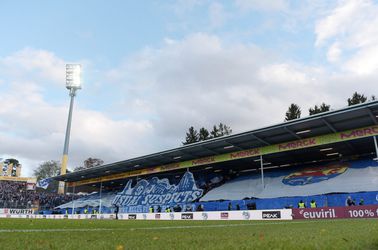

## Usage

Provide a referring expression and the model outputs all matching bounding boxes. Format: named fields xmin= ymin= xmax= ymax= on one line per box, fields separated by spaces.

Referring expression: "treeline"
xmin=183 ymin=123 xmax=232 ymax=145
xmin=284 ymin=92 xmax=376 ymax=121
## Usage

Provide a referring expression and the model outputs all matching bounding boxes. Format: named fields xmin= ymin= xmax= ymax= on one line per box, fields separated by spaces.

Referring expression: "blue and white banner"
xmin=201 ymin=159 xmax=378 ymax=201
xmin=36 ymin=178 xmax=52 ymax=189
xmin=112 ymin=171 xmax=203 ymax=213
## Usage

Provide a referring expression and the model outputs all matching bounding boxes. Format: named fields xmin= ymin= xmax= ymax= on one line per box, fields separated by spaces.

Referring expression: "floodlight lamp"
xmin=66 ymin=64 xmax=82 ymax=89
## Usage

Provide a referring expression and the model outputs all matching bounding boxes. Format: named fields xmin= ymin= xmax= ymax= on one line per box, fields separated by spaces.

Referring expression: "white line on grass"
xmin=0 ymin=220 xmax=334 ymax=233
xmin=132 ymin=220 xmax=330 ymax=230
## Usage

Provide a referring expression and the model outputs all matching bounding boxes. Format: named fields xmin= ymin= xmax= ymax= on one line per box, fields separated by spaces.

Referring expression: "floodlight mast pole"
xmin=58 ymin=64 xmax=81 ymax=194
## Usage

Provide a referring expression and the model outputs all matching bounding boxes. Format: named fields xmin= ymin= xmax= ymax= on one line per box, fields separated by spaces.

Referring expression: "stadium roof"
xmin=54 ymin=101 xmax=378 ymax=184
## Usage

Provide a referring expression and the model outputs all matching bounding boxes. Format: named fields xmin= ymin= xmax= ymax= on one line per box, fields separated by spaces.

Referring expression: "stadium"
xmin=51 ymin=100 xmax=378 ymax=217
xmin=2 ymin=100 xmax=378 ymax=249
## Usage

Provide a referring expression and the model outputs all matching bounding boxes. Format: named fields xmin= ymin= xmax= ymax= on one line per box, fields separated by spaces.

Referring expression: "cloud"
xmin=107 ymin=33 xmax=374 ymax=142
xmin=315 ymin=0 xmax=378 ymax=74
xmin=2 ymin=32 xmax=378 ymax=177
xmin=326 ymin=42 xmax=342 ymax=63
xmin=234 ymin=0 xmax=288 ymax=12
xmin=0 ymin=48 xmax=66 ymax=85
xmin=0 ymin=49 xmax=155 ymax=176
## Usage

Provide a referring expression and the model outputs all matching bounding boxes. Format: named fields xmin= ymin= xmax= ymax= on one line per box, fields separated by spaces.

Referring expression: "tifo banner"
xmin=201 ymin=159 xmax=378 ymax=200
xmin=292 ymin=205 xmax=378 ymax=219
xmin=0 ymin=208 xmax=34 ymax=214
xmin=112 ymin=171 xmax=203 ymax=213
xmin=68 ymin=125 xmax=378 ymax=187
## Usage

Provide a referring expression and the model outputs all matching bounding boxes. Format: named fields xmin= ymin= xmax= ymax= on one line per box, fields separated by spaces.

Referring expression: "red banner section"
xmin=292 ymin=205 xmax=378 ymax=219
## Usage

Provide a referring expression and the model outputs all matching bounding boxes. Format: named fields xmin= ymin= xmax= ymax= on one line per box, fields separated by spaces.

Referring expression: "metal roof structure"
xmin=54 ymin=101 xmax=378 ymax=184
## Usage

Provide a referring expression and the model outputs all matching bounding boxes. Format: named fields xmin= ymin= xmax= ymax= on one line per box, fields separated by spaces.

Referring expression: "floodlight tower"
xmin=58 ymin=64 xmax=82 ymax=194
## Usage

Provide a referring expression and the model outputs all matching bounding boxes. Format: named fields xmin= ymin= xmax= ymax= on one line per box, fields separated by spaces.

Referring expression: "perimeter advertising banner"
xmin=0 ymin=208 xmax=34 ymax=214
xmin=68 ymin=125 xmax=378 ymax=187
xmin=292 ymin=205 xmax=378 ymax=219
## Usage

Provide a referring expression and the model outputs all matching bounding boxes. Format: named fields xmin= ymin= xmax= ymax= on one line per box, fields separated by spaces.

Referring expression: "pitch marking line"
xmin=0 ymin=220 xmax=340 ymax=233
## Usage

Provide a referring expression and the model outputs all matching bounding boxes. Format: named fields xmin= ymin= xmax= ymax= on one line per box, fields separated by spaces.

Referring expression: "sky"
xmin=1 ymin=0 xmax=378 ymax=177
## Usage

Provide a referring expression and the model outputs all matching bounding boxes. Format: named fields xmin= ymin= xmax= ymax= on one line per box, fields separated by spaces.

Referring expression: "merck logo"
xmin=340 ymin=127 xmax=378 ymax=140
xmin=278 ymin=139 xmax=316 ymax=151
xmin=230 ymin=149 xmax=260 ymax=159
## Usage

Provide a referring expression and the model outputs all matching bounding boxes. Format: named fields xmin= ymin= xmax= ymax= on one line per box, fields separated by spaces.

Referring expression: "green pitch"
xmin=0 ymin=218 xmax=377 ymax=249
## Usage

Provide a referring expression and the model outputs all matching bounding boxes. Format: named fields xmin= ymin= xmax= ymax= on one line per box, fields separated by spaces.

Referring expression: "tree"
xmin=199 ymin=127 xmax=210 ymax=141
xmin=33 ymin=160 xmax=61 ymax=193
xmin=210 ymin=125 xmax=220 ymax=138
xmin=218 ymin=123 xmax=232 ymax=136
xmin=183 ymin=126 xmax=199 ymax=145
xmin=348 ymin=92 xmax=367 ymax=106
xmin=285 ymin=103 xmax=301 ymax=121
xmin=182 ymin=123 xmax=233 ymax=145
xmin=33 ymin=160 xmax=60 ymax=181
xmin=74 ymin=157 xmax=104 ymax=171
xmin=309 ymin=103 xmax=331 ymax=115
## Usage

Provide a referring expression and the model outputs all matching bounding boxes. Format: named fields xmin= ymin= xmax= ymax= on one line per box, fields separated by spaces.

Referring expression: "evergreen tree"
xmin=218 ymin=123 xmax=232 ymax=136
xmin=183 ymin=126 xmax=199 ymax=145
xmin=285 ymin=103 xmax=301 ymax=121
xmin=199 ymin=127 xmax=210 ymax=141
xmin=309 ymin=103 xmax=330 ymax=115
xmin=210 ymin=125 xmax=220 ymax=138
xmin=347 ymin=92 xmax=367 ymax=106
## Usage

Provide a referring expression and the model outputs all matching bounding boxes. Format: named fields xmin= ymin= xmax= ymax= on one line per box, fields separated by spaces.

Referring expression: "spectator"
xmin=196 ymin=204 xmax=204 ymax=211
xmin=310 ymin=200 xmax=317 ymax=208
xmin=359 ymin=198 xmax=364 ymax=206
xmin=346 ymin=196 xmax=355 ymax=206
xmin=0 ymin=180 xmax=81 ymax=210
xmin=298 ymin=200 xmax=306 ymax=208
xmin=173 ymin=204 xmax=182 ymax=212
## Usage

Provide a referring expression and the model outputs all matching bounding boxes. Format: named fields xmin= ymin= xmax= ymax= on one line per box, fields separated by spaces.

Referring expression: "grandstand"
xmin=49 ymin=101 xmax=378 ymax=216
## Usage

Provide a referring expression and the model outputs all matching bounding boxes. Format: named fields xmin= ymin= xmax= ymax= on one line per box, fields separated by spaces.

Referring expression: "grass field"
xmin=0 ymin=218 xmax=377 ymax=249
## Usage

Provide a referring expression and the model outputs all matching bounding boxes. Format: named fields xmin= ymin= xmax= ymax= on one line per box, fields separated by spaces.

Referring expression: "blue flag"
xmin=36 ymin=178 xmax=52 ymax=189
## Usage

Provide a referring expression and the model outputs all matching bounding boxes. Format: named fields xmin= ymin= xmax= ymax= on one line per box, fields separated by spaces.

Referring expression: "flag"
xmin=36 ymin=178 xmax=52 ymax=189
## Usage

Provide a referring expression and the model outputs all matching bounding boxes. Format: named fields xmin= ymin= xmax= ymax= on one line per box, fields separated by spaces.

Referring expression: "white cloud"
xmin=107 ymin=33 xmax=374 ymax=141
xmin=327 ymin=42 xmax=342 ymax=63
xmin=315 ymin=0 xmax=378 ymax=74
xmin=0 ymin=49 xmax=155 ymax=176
xmin=343 ymin=44 xmax=378 ymax=75
xmin=258 ymin=63 xmax=310 ymax=86
xmin=234 ymin=0 xmax=288 ymax=12
xmin=1 ymin=48 xmax=65 ymax=85
xmin=2 ymin=32 xmax=378 ymax=177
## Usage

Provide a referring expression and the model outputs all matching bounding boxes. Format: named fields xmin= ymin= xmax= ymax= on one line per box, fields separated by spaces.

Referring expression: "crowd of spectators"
xmin=0 ymin=180 xmax=78 ymax=210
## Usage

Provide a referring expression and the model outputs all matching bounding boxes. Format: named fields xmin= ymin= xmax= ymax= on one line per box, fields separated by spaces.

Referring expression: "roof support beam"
xmin=250 ymin=134 xmax=270 ymax=145
xmin=284 ymin=126 xmax=301 ymax=140
xmin=200 ymin=145 xmax=219 ymax=155
xmin=366 ymin=108 xmax=378 ymax=125
xmin=322 ymin=118 xmax=337 ymax=132
xmin=320 ymin=118 xmax=358 ymax=153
